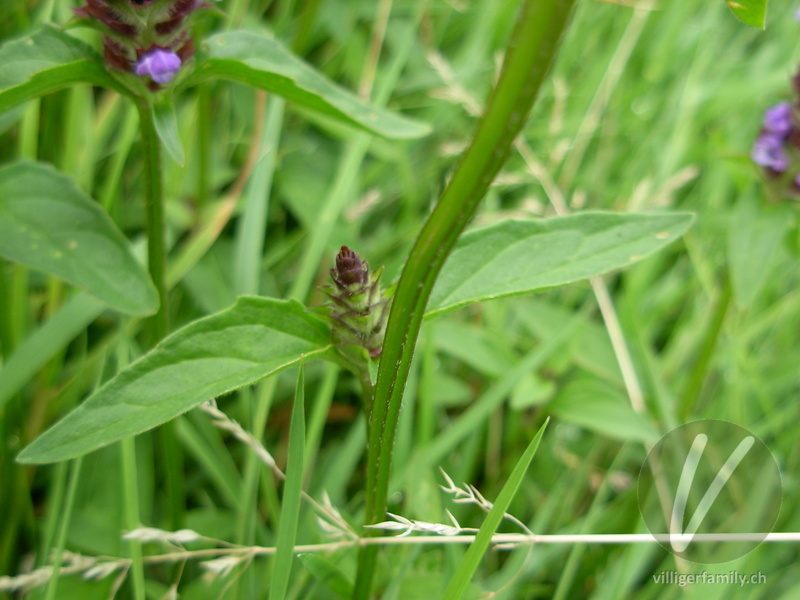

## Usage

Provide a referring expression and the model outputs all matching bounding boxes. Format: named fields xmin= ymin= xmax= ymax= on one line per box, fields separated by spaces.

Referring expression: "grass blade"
xmin=0 ymin=291 xmax=105 ymax=411
xmin=441 ymin=418 xmax=549 ymax=600
xmin=269 ymin=365 xmax=306 ymax=600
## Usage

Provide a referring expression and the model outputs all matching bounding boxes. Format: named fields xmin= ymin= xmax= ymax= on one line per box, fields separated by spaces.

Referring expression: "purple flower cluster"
xmin=74 ymin=0 xmax=222 ymax=87
xmin=752 ymin=102 xmax=800 ymax=187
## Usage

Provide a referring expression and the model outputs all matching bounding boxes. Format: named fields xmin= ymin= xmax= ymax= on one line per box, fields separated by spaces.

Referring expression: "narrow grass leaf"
xmin=725 ymin=0 xmax=767 ymax=28
xmin=0 ymin=26 xmax=127 ymax=112
xmin=185 ymin=31 xmax=430 ymax=140
xmin=0 ymin=292 xmax=105 ymax=410
xmin=269 ymin=366 xmax=306 ymax=600
xmin=426 ymin=212 xmax=694 ymax=317
xmin=441 ymin=419 xmax=550 ymax=600
xmin=298 ymin=553 xmax=353 ymax=599
xmin=17 ymin=298 xmax=331 ymax=464
xmin=153 ymin=95 xmax=185 ymax=165
xmin=0 ymin=161 xmax=158 ymax=315
xmin=234 ymin=96 xmax=284 ymax=296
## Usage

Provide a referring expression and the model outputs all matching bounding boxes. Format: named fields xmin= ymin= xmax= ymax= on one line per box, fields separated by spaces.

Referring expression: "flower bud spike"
xmin=325 ymin=246 xmax=391 ymax=366
xmin=74 ymin=0 xmax=221 ymax=87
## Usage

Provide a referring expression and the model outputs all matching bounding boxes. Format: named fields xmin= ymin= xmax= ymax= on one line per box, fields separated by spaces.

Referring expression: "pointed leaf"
xmin=185 ymin=31 xmax=430 ymax=139
xmin=426 ymin=212 xmax=694 ymax=317
xmin=0 ymin=26 xmax=127 ymax=112
xmin=17 ymin=297 xmax=332 ymax=464
xmin=0 ymin=161 xmax=158 ymax=315
xmin=725 ymin=0 xmax=767 ymax=29
xmin=441 ymin=419 xmax=549 ymax=600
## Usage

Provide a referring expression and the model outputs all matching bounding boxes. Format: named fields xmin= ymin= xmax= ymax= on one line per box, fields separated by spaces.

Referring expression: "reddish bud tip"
xmin=333 ymin=246 xmax=368 ymax=287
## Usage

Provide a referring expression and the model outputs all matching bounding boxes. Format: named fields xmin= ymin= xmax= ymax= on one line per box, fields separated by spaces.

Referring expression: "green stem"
xmin=44 ymin=458 xmax=83 ymax=600
xmin=293 ymin=0 xmax=323 ymax=55
xmin=136 ymin=97 xmax=183 ymax=529
xmin=196 ymin=84 xmax=212 ymax=211
xmin=121 ymin=437 xmax=146 ymax=600
xmin=135 ymin=98 xmax=168 ymax=341
xmin=352 ymin=0 xmax=576 ymax=597
xmin=38 ymin=462 xmax=67 ymax=567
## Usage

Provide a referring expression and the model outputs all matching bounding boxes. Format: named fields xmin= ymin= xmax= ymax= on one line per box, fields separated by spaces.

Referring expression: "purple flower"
xmin=135 ymin=48 xmax=181 ymax=84
xmin=752 ymin=133 xmax=789 ymax=171
xmin=763 ymin=102 xmax=794 ymax=138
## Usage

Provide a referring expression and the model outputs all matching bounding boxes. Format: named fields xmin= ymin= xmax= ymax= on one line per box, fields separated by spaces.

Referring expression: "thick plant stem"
xmin=352 ymin=0 xmax=577 ymax=597
xmin=136 ymin=98 xmax=184 ymax=527
xmin=135 ymin=97 xmax=168 ymax=341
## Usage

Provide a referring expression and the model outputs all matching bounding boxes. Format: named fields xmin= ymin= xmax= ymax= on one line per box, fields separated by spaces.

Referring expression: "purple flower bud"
xmin=763 ymin=102 xmax=794 ymax=138
xmin=752 ymin=133 xmax=789 ymax=171
xmin=135 ymin=48 xmax=182 ymax=84
xmin=326 ymin=246 xmax=389 ymax=363
xmin=332 ymin=246 xmax=369 ymax=289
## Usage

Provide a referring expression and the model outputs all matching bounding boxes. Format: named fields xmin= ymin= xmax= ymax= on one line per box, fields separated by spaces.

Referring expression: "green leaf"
xmin=17 ymin=297 xmax=332 ymax=464
xmin=728 ymin=197 xmax=790 ymax=308
xmin=270 ymin=366 xmax=306 ymax=600
xmin=153 ymin=95 xmax=185 ymax=165
xmin=185 ymin=31 xmax=430 ymax=140
xmin=725 ymin=0 xmax=767 ymax=28
xmin=441 ymin=419 xmax=549 ymax=600
xmin=298 ymin=554 xmax=353 ymax=599
xmin=549 ymin=376 xmax=660 ymax=443
xmin=0 ymin=161 xmax=158 ymax=315
xmin=426 ymin=212 xmax=694 ymax=317
xmin=0 ymin=26 xmax=127 ymax=112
